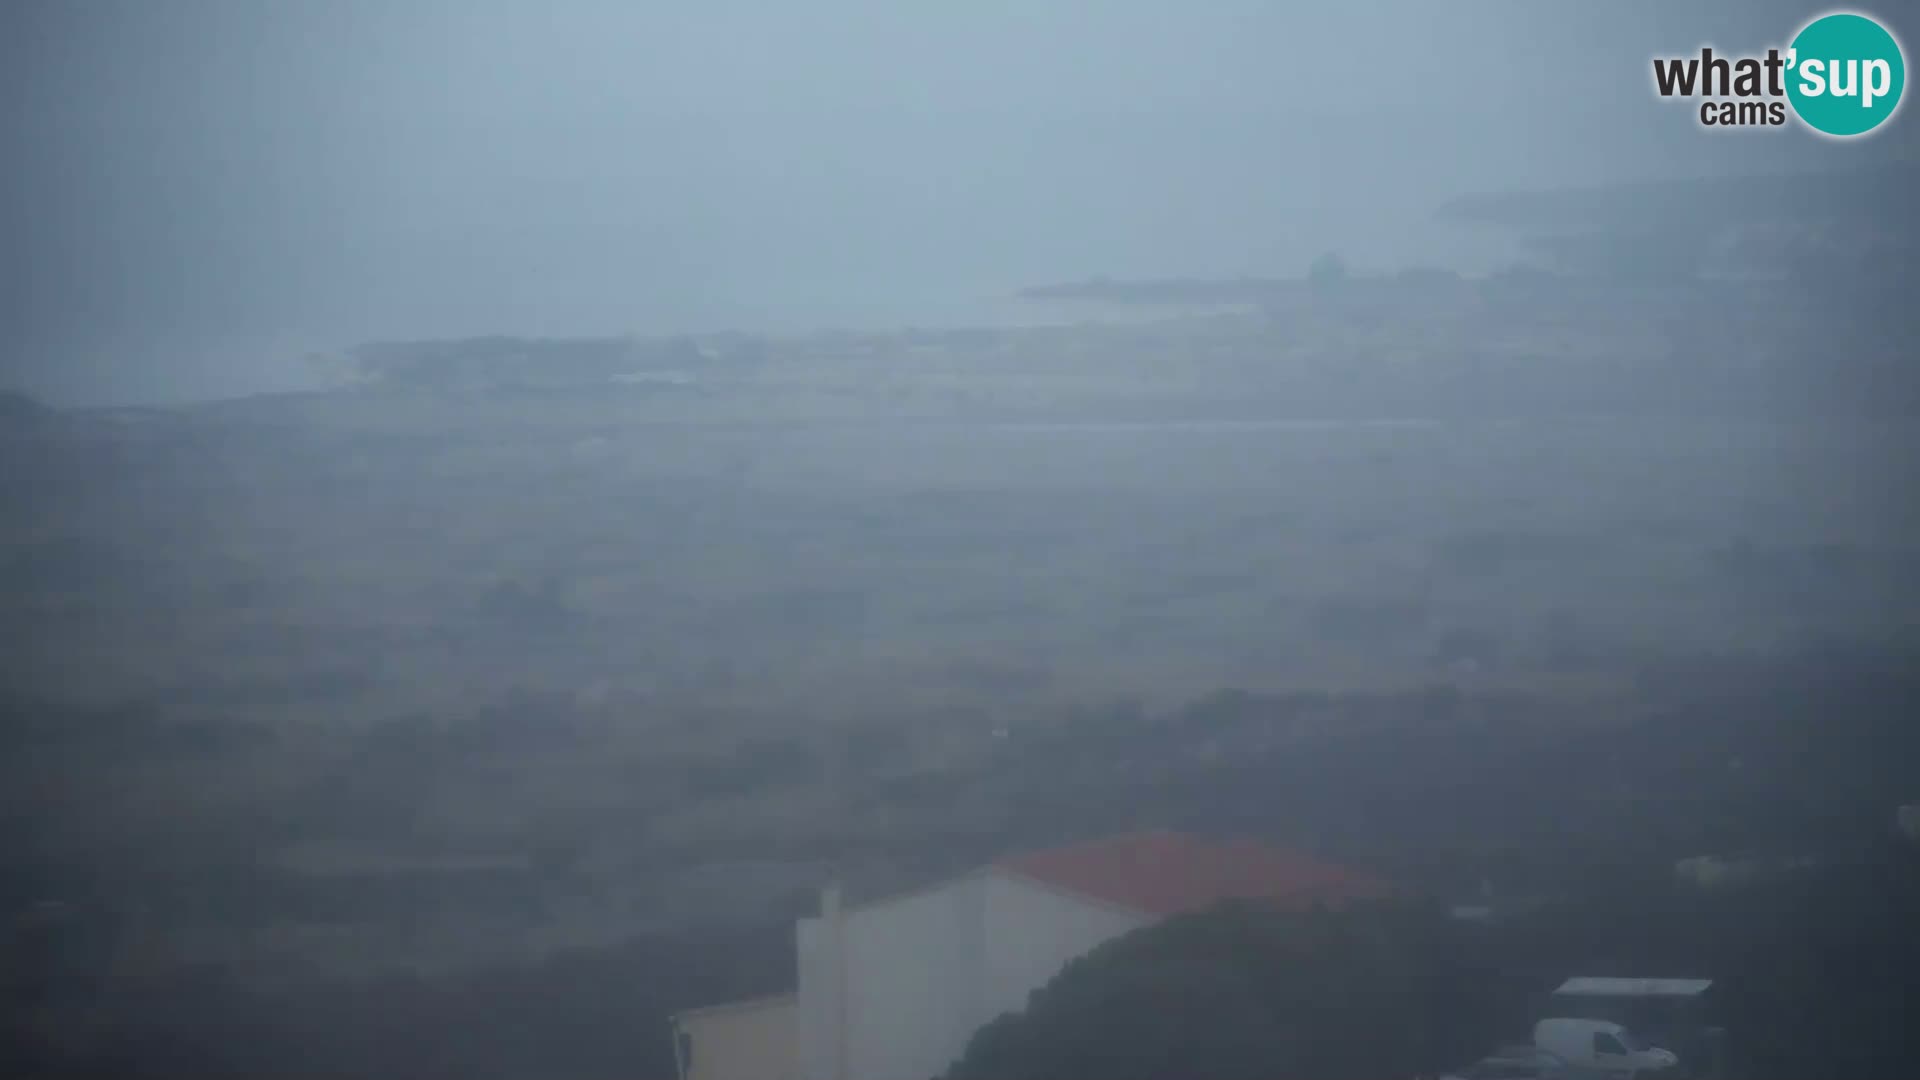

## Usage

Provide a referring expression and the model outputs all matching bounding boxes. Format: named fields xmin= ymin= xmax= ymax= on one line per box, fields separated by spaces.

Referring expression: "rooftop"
xmin=996 ymin=830 xmax=1396 ymax=917
xmin=669 ymin=992 xmax=796 ymax=1024
xmin=1554 ymin=977 xmax=1713 ymax=998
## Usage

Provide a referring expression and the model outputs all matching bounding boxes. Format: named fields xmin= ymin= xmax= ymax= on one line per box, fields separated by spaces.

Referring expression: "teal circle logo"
xmin=1786 ymin=12 xmax=1905 ymax=137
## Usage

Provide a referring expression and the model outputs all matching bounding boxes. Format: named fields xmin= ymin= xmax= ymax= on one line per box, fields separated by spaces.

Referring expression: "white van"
xmin=1532 ymin=1018 xmax=1679 ymax=1076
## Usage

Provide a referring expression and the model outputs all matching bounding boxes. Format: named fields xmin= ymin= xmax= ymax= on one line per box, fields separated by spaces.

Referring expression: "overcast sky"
xmin=1 ymin=0 xmax=1904 ymax=404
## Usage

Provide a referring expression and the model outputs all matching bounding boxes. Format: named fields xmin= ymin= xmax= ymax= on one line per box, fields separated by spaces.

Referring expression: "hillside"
xmin=4 ymin=267 xmax=1919 ymax=1078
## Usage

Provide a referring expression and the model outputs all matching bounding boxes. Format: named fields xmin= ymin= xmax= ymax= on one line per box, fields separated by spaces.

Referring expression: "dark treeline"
xmin=942 ymin=844 xmax=1920 ymax=1080
xmin=886 ymin=642 xmax=1920 ymax=895
xmin=4 ymin=925 xmax=792 ymax=1080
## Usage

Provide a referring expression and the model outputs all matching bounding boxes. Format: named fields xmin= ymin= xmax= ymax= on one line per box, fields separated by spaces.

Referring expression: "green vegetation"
xmin=947 ymin=900 xmax=1499 ymax=1080
xmin=1307 ymin=251 xmax=1350 ymax=287
xmin=6 ymin=643 xmax=1917 ymax=1078
xmin=946 ymin=840 xmax=1920 ymax=1080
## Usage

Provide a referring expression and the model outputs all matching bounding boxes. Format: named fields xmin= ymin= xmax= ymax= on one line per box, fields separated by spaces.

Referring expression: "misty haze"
xmin=3 ymin=3 xmax=1919 ymax=1080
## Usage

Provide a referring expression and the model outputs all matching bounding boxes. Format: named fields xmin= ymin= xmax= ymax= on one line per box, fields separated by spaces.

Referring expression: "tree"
xmin=1307 ymin=251 xmax=1350 ymax=287
xmin=942 ymin=900 xmax=1501 ymax=1080
xmin=0 ymin=389 xmax=48 ymax=422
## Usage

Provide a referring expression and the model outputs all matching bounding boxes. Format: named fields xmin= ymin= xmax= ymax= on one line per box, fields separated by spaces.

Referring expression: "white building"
xmin=677 ymin=830 xmax=1393 ymax=1080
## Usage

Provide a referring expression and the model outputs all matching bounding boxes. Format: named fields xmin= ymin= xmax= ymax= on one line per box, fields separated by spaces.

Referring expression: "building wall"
xmin=981 ymin=871 xmax=1148 ymax=1014
xmin=797 ymin=871 xmax=1150 ymax=1080
xmin=677 ymin=996 xmax=796 ymax=1080
xmin=799 ymin=873 xmax=988 ymax=1080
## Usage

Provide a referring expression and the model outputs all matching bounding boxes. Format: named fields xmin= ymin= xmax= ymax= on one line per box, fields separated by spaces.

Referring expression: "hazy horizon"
xmin=3 ymin=0 xmax=1906 ymax=404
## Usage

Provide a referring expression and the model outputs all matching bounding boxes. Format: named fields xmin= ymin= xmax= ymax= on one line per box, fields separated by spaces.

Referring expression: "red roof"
xmin=996 ymin=830 xmax=1396 ymax=916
